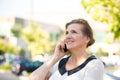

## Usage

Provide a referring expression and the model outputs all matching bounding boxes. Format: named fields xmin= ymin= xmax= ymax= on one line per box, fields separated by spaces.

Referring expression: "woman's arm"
xmin=29 ymin=41 xmax=67 ymax=80
xmin=29 ymin=57 xmax=59 ymax=80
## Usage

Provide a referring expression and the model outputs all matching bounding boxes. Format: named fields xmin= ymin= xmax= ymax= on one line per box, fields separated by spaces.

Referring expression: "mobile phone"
xmin=63 ymin=44 xmax=68 ymax=52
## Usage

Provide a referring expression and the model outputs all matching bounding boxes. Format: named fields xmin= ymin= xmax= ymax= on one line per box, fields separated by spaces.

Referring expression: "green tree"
xmin=0 ymin=39 xmax=21 ymax=54
xmin=96 ymin=47 xmax=108 ymax=56
xmin=81 ymin=0 xmax=120 ymax=39
xmin=11 ymin=24 xmax=22 ymax=38
xmin=10 ymin=24 xmax=23 ymax=54
xmin=21 ymin=23 xmax=53 ymax=55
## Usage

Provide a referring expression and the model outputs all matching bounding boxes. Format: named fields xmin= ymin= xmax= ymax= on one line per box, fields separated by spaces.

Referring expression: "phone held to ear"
xmin=63 ymin=44 xmax=68 ymax=52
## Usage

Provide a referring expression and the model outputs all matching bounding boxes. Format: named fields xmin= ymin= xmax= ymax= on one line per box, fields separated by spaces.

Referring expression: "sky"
xmin=0 ymin=0 xmax=105 ymax=30
xmin=0 ymin=0 xmax=84 ymax=15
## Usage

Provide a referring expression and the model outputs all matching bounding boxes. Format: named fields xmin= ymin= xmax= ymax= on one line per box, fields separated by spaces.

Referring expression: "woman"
xmin=29 ymin=18 xmax=104 ymax=80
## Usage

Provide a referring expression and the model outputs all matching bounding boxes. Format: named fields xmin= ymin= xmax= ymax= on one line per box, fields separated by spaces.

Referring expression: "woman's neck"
xmin=65 ymin=48 xmax=90 ymax=71
xmin=69 ymin=48 xmax=90 ymax=65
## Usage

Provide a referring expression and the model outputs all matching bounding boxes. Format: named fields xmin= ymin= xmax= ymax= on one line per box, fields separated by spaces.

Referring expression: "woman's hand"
xmin=52 ymin=41 xmax=68 ymax=61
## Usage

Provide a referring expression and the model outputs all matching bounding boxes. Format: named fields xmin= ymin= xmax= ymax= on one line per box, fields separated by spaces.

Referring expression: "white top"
xmin=49 ymin=56 xmax=104 ymax=80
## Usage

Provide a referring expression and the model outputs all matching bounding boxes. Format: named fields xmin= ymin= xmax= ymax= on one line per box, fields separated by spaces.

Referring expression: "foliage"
xmin=0 ymin=63 xmax=12 ymax=70
xmin=96 ymin=47 xmax=108 ymax=56
xmin=0 ymin=39 xmax=21 ymax=54
xmin=0 ymin=39 xmax=5 ymax=52
xmin=21 ymin=23 xmax=53 ymax=55
xmin=11 ymin=24 xmax=22 ymax=38
xmin=81 ymin=0 xmax=120 ymax=39
xmin=19 ymin=48 xmax=26 ymax=56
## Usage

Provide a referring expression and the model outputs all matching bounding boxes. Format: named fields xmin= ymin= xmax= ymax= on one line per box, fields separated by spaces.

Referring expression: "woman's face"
xmin=64 ymin=23 xmax=89 ymax=50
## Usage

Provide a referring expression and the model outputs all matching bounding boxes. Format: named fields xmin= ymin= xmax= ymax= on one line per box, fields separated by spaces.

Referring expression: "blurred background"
xmin=0 ymin=0 xmax=120 ymax=80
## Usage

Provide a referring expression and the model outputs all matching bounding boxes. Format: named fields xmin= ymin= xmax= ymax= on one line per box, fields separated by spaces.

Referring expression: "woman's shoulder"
xmin=87 ymin=55 xmax=104 ymax=68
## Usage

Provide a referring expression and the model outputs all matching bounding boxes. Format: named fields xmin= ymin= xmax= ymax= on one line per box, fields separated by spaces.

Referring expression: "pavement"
xmin=0 ymin=69 xmax=29 ymax=80
xmin=19 ymin=76 xmax=29 ymax=80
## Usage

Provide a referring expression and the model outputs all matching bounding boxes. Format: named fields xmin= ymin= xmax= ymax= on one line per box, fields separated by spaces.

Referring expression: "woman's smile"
xmin=66 ymin=41 xmax=74 ymax=48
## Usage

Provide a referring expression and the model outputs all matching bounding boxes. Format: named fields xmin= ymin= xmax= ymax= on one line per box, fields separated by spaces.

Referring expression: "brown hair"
xmin=65 ymin=18 xmax=95 ymax=47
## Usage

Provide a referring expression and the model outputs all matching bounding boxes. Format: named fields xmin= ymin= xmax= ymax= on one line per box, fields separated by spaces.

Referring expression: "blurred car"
xmin=11 ymin=57 xmax=43 ymax=75
xmin=0 ymin=51 xmax=5 ymax=64
xmin=104 ymin=69 xmax=120 ymax=80
xmin=113 ymin=69 xmax=120 ymax=78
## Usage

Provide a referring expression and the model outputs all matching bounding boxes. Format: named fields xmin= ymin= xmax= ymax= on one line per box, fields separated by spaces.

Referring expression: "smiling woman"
xmin=29 ymin=18 xmax=104 ymax=80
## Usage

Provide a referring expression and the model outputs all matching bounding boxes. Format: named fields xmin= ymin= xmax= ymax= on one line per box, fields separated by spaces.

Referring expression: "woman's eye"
xmin=71 ymin=30 xmax=77 ymax=34
xmin=66 ymin=30 xmax=77 ymax=35
xmin=66 ymin=31 xmax=68 ymax=35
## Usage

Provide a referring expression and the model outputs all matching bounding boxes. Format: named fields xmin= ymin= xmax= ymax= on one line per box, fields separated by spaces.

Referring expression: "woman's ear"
xmin=85 ymin=36 xmax=90 ymax=44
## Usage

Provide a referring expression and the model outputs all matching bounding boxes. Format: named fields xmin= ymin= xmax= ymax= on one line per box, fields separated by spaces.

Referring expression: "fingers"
xmin=55 ymin=40 xmax=66 ymax=53
xmin=53 ymin=40 xmax=67 ymax=60
xmin=59 ymin=41 xmax=65 ymax=49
